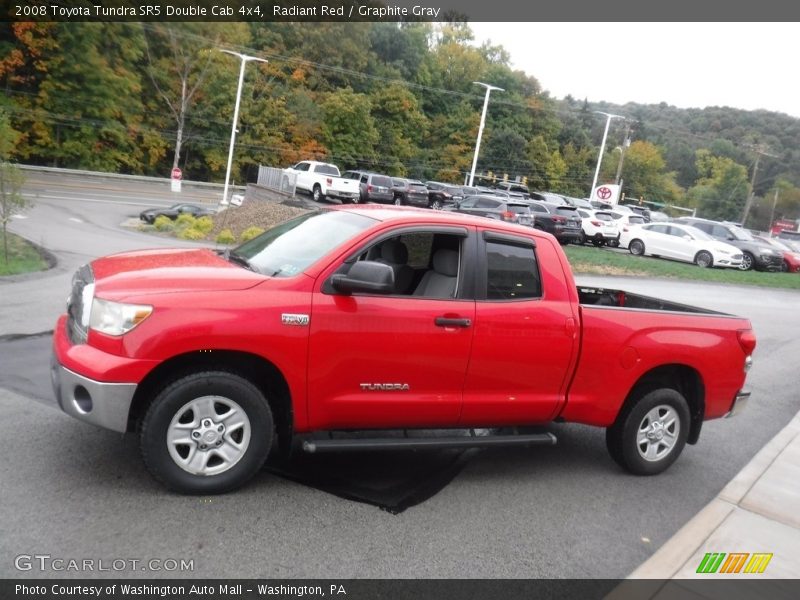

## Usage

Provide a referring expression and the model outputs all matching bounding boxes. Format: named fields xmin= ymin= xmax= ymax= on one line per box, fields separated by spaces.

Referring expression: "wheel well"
xmin=127 ymin=351 xmax=293 ymax=445
xmin=621 ymin=364 xmax=705 ymax=445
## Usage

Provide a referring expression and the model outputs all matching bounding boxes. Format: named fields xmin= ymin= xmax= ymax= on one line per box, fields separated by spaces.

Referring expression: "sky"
xmin=470 ymin=23 xmax=800 ymax=118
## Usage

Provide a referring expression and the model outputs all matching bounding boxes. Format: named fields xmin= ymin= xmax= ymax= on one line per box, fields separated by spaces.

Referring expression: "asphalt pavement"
xmin=1 ymin=178 xmax=799 ymax=580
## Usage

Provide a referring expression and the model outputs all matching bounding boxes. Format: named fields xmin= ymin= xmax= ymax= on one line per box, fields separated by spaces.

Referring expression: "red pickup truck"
xmin=51 ymin=206 xmax=756 ymax=494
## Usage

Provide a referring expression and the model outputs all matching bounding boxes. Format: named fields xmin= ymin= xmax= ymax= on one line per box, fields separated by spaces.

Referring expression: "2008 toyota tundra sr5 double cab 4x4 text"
xmin=51 ymin=206 xmax=756 ymax=494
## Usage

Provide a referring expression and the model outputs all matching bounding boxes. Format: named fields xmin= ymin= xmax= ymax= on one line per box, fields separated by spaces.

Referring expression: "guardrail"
xmin=257 ymin=165 xmax=296 ymax=196
xmin=17 ymin=164 xmax=246 ymax=192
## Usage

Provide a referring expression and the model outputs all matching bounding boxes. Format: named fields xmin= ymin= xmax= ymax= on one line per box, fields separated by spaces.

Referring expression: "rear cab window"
xmin=484 ymin=240 xmax=542 ymax=300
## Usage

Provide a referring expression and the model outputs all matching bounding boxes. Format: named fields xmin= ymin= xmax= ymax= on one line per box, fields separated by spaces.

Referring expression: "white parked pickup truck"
xmin=283 ymin=160 xmax=360 ymax=204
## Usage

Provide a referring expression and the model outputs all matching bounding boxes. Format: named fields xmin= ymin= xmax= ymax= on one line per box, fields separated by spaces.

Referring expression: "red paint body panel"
xmin=561 ymin=307 xmax=750 ymax=426
xmin=51 ymin=206 xmax=755 ymax=439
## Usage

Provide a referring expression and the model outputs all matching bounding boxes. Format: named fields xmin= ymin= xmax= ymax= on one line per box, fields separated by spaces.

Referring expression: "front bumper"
xmin=725 ymin=389 xmax=751 ymax=418
xmin=51 ymin=358 xmax=137 ymax=433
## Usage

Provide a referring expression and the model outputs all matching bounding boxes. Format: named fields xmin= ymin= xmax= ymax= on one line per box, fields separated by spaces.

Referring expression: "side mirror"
xmin=727 ymin=235 xmax=735 ymax=241
xmin=330 ymin=261 xmax=395 ymax=295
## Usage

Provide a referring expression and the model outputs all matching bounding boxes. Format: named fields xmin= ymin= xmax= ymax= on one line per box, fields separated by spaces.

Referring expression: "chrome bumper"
xmin=725 ymin=389 xmax=751 ymax=418
xmin=50 ymin=357 xmax=137 ymax=433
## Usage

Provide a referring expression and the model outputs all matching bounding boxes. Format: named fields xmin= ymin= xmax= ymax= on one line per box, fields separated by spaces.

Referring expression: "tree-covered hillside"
xmin=2 ymin=21 xmax=799 ymax=229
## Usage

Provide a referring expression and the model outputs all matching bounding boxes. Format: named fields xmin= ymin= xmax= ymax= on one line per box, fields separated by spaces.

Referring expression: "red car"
xmin=754 ymin=235 xmax=800 ymax=272
xmin=51 ymin=207 xmax=756 ymax=493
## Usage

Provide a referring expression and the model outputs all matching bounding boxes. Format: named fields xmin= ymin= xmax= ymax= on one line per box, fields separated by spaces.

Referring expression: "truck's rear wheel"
xmin=606 ymin=388 xmax=689 ymax=475
xmin=312 ymin=184 xmax=324 ymax=202
xmin=140 ymin=371 xmax=273 ymax=494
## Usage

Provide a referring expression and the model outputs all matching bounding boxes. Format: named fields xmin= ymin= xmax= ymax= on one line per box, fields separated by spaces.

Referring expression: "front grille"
xmin=66 ymin=264 xmax=94 ymax=345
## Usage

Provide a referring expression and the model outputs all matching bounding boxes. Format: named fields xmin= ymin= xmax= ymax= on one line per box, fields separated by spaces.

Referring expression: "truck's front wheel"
xmin=140 ymin=371 xmax=273 ymax=494
xmin=606 ymin=388 xmax=690 ymax=476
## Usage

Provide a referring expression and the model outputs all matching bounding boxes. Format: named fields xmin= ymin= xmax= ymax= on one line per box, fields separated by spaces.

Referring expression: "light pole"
xmin=220 ymin=50 xmax=268 ymax=205
xmin=589 ymin=111 xmax=624 ymax=201
xmin=468 ymin=82 xmax=504 ymax=187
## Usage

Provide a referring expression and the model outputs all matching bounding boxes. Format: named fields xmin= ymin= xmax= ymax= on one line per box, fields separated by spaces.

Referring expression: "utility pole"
xmin=768 ymin=188 xmax=780 ymax=231
xmin=614 ymin=122 xmax=632 ymax=185
xmin=740 ymin=145 xmax=777 ymax=227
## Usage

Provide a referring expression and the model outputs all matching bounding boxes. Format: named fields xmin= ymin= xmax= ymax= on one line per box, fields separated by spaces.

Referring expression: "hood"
xmin=91 ymin=248 xmax=264 ymax=299
xmin=708 ymin=241 xmax=742 ymax=254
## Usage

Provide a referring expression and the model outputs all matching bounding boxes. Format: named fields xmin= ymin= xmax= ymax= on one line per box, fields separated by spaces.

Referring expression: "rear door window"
xmin=485 ymin=241 xmax=542 ymax=300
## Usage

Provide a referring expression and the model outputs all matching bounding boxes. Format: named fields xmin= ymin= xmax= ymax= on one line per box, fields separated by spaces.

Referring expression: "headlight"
xmin=89 ymin=298 xmax=153 ymax=336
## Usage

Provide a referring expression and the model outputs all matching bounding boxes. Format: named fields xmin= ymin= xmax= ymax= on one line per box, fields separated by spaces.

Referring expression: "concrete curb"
xmin=627 ymin=410 xmax=800 ymax=580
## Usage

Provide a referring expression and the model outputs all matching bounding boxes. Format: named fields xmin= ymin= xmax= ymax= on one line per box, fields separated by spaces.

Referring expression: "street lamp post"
xmin=220 ymin=50 xmax=268 ymax=206
xmin=468 ymin=82 xmax=504 ymax=187
xmin=589 ymin=111 xmax=624 ymax=201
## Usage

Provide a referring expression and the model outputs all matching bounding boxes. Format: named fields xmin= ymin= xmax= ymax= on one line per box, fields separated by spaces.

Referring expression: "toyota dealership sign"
xmin=591 ymin=184 xmax=621 ymax=205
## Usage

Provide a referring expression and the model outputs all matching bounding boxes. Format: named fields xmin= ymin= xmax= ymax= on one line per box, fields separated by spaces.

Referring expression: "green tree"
xmin=320 ymin=88 xmax=378 ymax=168
xmin=0 ymin=160 xmax=28 ymax=264
xmin=687 ymin=149 xmax=750 ymax=220
xmin=370 ymin=83 xmax=427 ymax=175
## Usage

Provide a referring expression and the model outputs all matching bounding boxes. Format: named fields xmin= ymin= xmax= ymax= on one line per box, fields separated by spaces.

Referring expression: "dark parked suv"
xmin=447 ymin=195 xmax=533 ymax=226
xmin=673 ymin=217 xmax=783 ymax=271
xmin=425 ymin=182 xmax=464 ymax=209
xmin=526 ymin=201 xmax=583 ymax=244
xmin=391 ymin=178 xmax=431 ymax=207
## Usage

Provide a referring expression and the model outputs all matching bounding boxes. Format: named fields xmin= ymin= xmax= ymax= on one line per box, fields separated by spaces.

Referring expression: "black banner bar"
xmin=4 ymin=580 xmax=800 ymax=600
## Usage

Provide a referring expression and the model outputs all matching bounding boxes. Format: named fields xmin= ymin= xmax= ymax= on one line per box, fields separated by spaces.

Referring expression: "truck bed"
xmin=577 ymin=286 xmax=724 ymax=315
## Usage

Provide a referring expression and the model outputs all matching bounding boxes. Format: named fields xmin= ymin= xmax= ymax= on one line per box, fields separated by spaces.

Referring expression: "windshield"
xmin=681 ymin=226 xmax=713 ymax=241
xmin=233 ymin=211 xmax=376 ymax=277
xmin=730 ymin=226 xmax=754 ymax=241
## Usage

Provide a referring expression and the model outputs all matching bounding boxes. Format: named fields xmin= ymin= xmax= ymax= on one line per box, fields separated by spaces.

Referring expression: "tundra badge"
xmin=281 ymin=313 xmax=310 ymax=326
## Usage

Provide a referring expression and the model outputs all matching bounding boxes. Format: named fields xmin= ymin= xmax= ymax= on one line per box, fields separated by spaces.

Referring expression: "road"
xmin=1 ymin=177 xmax=799 ymax=579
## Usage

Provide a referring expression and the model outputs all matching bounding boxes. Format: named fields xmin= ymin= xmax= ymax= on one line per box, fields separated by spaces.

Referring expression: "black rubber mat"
xmin=265 ymin=446 xmax=476 ymax=514
xmin=0 ymin=333 xmax=474 ymax=512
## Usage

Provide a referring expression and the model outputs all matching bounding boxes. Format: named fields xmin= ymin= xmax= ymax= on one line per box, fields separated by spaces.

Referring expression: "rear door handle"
xmin=435 ymin=317 xmax=472 ymax=328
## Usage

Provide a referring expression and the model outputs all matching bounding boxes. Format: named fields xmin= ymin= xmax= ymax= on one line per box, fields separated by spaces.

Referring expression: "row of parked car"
xmin=284 ymin=161 xmax=800 ymax=273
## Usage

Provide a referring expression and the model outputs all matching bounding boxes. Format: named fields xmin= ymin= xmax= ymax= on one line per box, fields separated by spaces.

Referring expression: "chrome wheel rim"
xmin=739 ymin=254 xmax=752 ymax=270
xmin=697 ymin=252 xmax=712 ymax=267
xmin=636 ymin=405 xmax=679 ymax=462
xmin=167 ymin=395 xmax=251 ymax=476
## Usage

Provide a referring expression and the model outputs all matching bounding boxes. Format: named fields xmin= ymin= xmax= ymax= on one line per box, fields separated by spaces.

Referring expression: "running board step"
xmin=302 ymin=432 xmax=557 ymax=454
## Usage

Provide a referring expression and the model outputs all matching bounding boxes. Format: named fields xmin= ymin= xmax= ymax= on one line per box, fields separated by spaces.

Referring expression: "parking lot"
xmin=2 ymin=176 xmax=800 ymax=579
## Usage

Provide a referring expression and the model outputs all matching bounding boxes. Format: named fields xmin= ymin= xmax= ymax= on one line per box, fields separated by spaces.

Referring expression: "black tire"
xmin=140 ymin=371 xmax=273 ymax=494
xmin=312 ymin=184 xmax=324 ymax=202
xmin=694 ymin=250 xmax=713 ymax=268
xmin=429 ymin=198 xmax=442 ymax=210
xmin=739 ymin=252 xmax=754 ymax=271
xmin=592 ymin=238 xmax=604 ymax=247
xmin=394 ymin=195 xmax=404 ymax=206
xmin=606 ymin=388 xmax=690 ymax=476
xmin=608 ymin=238 xmax=620 ymax=248
xmin=629 ymin=239 xmax=645 ymax=256
xmin=780 ymin=260 xmax=789 ymax=273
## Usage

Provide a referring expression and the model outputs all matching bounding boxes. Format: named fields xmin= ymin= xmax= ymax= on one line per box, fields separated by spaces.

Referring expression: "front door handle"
xmin=435 ymin=316 xmax=472 ymax=328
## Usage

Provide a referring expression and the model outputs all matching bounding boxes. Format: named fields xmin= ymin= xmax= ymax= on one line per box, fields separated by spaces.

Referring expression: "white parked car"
xmin=621 ymin=223 xmax=743 ymax=268
xmin=576 ymin=209 xmax=620 ymax=246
